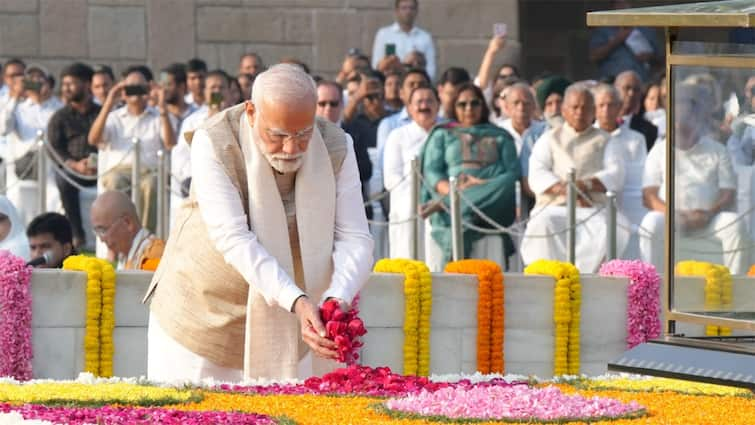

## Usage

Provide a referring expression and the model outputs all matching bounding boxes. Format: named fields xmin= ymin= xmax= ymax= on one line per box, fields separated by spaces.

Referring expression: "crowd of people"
xmin=0 ymin=0 xmax=752 ymax=274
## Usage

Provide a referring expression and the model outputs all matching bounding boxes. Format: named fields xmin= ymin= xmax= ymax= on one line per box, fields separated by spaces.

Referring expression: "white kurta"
xmin=148 ymin=128 xmax=374 ymax=382
xmin=383 ymin=121 xmax=428 ymax=259
xmin=0 ymin=97 xmax=64 ymax=225
xmin=521 ymin=123 xmax=629 ymax=272
xmin=170 ymin=106 xmax=209 ymax=226
xmin=639 ymin=137 xmax=748 ymax=274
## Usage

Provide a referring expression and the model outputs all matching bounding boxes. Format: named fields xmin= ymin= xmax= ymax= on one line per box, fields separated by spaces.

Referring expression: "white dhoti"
xmin=639 ymin=210 xmax=750 ymax=275
xmin=520 ymin=206 xmax=630 ymax=272
xmin=148 ymin=315 xmax=316 ymax=383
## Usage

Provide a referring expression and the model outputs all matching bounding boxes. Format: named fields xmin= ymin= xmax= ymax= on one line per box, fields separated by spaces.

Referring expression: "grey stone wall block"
xmin=0 ymin=14 xmax=39 ymax=56
xmin=0 ymin=0 xmax=38 ymax=13
xmin=198 ymin=6 xmax=284 ymax=43
xmin=147 ymin=0 xmax=195 ymax=70
xmin=40 ymin=0 xmax=88 ymax=57
xmin=88 ymin=6 xmax=147 ymax=59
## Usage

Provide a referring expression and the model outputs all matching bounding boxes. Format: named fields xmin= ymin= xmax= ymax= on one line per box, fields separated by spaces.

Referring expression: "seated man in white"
xmin=639 ymin=83 xmax=749 ymax=274
xmin=521 ymin=83 xmax=628 ymax=272
xmin=592 ymin=83 xmax=647 ymax=259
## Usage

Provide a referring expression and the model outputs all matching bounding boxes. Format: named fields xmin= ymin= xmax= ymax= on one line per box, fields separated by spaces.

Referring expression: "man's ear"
xmin=245 ymin=100 xmax=256 ymax=126
xmin=62 ymin=242 xmax=73 ymax=258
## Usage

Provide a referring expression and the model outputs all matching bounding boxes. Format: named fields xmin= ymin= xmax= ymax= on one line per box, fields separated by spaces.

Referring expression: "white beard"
xmin=251 ymin=123 xmax=304 ymax=174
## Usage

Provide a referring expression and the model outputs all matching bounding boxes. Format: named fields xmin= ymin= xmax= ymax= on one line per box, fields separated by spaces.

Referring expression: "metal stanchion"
xmin=36 ymin=130 xmax=46 ymax=214
xmin=409 ymin=157 xmax=420 ymax=260
xmin=606 ymin=191 xmax=617 ymax=260
xmin=156 ymin=150 xmax=166 ymax=239
xmin=130 ymin=137 xmax=142 ymax=219
xmin=449 ymin=176 xmax=463 ymax=262
xmin=566 ymin=168 xmax=576 ymax=264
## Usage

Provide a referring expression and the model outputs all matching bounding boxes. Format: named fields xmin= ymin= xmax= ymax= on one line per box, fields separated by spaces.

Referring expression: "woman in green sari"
xmin=421 ymin=82 xmax=520 ymax=265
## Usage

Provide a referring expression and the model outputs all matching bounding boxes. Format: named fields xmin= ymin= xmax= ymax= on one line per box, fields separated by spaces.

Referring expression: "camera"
xmin=209 ymin=91 xmax=223 ymax=107
xmin=124 ymin=84 xmax=148 ymax=97
xmin=23 ymin=80 xmax=42 ymax=92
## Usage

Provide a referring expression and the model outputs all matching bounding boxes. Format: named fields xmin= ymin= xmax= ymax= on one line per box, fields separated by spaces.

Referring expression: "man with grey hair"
xmin=615 ymin=70 xmax=658 ymax=150
xmin=521 ymin=83 xmax=628 ymax=272
xmin=144 ymin=64 xmax=374 ymax=382
xmin=640 ymin=83 xmax=748 ymax=274
xmin=592 ymin=83 xmax=647 ymax=258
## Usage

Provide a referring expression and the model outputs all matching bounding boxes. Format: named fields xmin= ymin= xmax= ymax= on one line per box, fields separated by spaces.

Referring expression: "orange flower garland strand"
xmin=444 ymin=259 xmax=504 ymax=374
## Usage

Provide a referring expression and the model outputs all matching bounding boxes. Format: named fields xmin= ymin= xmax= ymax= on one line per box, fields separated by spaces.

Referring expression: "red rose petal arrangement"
xmin=320 ymin=298 xmax=367 ymax=364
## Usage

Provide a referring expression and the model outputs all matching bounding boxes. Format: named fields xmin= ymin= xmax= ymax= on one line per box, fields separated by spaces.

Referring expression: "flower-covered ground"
xmin=0 ymin=367 xmax=752 ymax=424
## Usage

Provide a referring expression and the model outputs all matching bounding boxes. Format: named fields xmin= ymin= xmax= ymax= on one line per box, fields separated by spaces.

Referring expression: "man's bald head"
xmin=614 ymin=70 xmax=642 ymax=115
xmin=91 ymin=191 xmax=141 ymax=256
xmin=92 ymin=190 xmax=139 ymax=221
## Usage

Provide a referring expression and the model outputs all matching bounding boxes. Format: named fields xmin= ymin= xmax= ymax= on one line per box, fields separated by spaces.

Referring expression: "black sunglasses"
xmin=365 ymin=93 xmax=381 ymax=102
xmin=455 ymin=99 xmax=482 ymax=109
xmin=318 ymin=100 xmax=339 ymax=108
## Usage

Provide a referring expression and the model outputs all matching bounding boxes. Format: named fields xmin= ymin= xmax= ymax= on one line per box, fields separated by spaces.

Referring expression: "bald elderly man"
xmin=91 ymin=190 xmax=165 ymax=271
xmin=143 ymin=64 xmax=374 ymax=383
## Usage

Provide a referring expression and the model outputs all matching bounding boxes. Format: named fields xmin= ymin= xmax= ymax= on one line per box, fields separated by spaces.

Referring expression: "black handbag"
xmin=14 ymin=149 xmax=37 ymax=181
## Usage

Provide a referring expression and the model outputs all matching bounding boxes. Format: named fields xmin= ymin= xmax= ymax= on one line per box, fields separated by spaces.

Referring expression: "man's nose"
xmin=282 ymin=140 xmax=300 ymax=155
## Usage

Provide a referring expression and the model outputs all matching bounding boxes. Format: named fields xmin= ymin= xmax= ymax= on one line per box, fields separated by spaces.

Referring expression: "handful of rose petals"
xmin=320 ymin=299 xmax=367 ymax=364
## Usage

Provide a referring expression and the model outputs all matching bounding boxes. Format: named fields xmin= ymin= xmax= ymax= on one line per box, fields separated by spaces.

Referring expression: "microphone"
xmin=27 ymin=251 xmax=54 ymax=267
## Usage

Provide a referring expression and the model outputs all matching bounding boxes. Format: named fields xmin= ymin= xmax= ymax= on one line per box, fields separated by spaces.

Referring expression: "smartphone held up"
xmin=494 ymin=23 xmax=507 ymax=38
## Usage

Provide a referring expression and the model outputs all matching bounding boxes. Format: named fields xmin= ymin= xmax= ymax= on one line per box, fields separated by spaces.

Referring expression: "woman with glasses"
xmin=421 ymin=82 xmax=520 ymax=269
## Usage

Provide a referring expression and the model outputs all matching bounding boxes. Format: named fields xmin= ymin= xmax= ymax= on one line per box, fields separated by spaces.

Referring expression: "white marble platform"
xmin=360 ymin=273 xmax=630 ymax=377
xmin=30 ymin=269 xmax=752 ymax=380
xmin=30 ymin=269 xmax=151 ymax=379
xmin=671 ymin=276 xmax=755 ymax=337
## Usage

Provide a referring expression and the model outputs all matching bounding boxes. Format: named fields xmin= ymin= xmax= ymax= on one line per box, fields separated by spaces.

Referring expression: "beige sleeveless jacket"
xmin=145 ymin=104 xmax=347 ymax=370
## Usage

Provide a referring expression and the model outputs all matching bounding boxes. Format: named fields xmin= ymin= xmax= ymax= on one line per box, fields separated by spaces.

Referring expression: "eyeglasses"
xmin=365 ymin=93 xmax=381 ymax=102
xmin=93 ymin=216 xmax=124 ymax=238
xmin=264 ymin=126 xmax=314 ymax=145
xmin=317 ymin=100 xmax=340 ymax=108
xmin=455 ymin=99 xmax=482 ymax=109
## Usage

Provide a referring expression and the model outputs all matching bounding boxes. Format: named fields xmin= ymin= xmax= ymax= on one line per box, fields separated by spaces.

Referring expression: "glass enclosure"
xmin=588 ymin=1 xmax=755 ymax=332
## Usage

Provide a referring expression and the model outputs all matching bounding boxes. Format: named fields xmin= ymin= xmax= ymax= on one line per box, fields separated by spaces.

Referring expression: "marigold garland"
xmin=524 ymin=260 xmax=581 ymax=376
xmin=444 ymin=259 xmax=504 ymax=374
xmin=0 ymin=251 xmax=33 ymax=381
xmin=675 ymin=261 xmax=732 ymax=336
xmin=373 ymin=259 xmax=432 ymax=376
xmin=63 ymin=256 xmax=116 ymax=377
xmin=0 ymin=382 xmax=200 ymax=407
xmin=598 ymin=260 xmax=662 ymax=349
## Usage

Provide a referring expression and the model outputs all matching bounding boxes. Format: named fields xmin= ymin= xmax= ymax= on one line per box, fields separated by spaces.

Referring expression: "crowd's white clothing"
xmin=372 ymin=22 xmax=436 ymax=79
xmin=639 ymin=137 xmax=748 ymax=273
xmin=189 ymin=128 xmax=372 ymax=312
xmin=603 ymin=125 xmax=647 ymax=259
xmin=383 ymin=121 xmax=429 ymax=258
xmin=643 ymin=108 xmax=666 ymax=141
xmin=726 ymin=114 xmax=755 ymax=166
xmin=0 ymin=96 xmax=64 ymax=225
xmin=521 ymin=123 xmax=629 ymax=272
xmin=170 ymin=106 xmax=208 ymax=224
xmin=184 ymin=93 xmax=202 ymax=110
xmin=0 ymin=195 xmax=30 ymax=261
xmin=100 ymin=106 xmax=173 ymax=172
xmin=499 ymin=118 xmax=543 ymax=156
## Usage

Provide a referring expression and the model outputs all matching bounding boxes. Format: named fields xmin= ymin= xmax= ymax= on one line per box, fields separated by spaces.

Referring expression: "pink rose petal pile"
xmin=384 ymin=385 xmax=645 ymax=422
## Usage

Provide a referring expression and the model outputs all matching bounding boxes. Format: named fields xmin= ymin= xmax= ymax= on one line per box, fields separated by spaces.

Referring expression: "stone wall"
xmin=0 ymin=0 xmax=520 ymax=81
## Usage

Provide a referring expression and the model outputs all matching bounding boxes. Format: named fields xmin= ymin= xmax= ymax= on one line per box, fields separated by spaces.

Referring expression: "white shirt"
xmin=529 ymin=123 xmax=625 ymax=196
xmin=0 ymin=97 xmax=63 ymax=155
xmin=191 ymin=129 xmax=374 ymax=311
xmin=172 ymin=106 xmax=209 ymax=185
xmin=383 ymin=121 xmax=429 ymax=213
xmin=184 ymin=93 xmax=203 ymax=110
xmin=500 ymin=118 xmax=543 ymax=156
xmin=372 ymin=22 xmax=437 ymax=79
xmin=643 ymin=136 xmax=736 ymax=211
xmin=101 ymin=106 xmax=171 ymax=171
